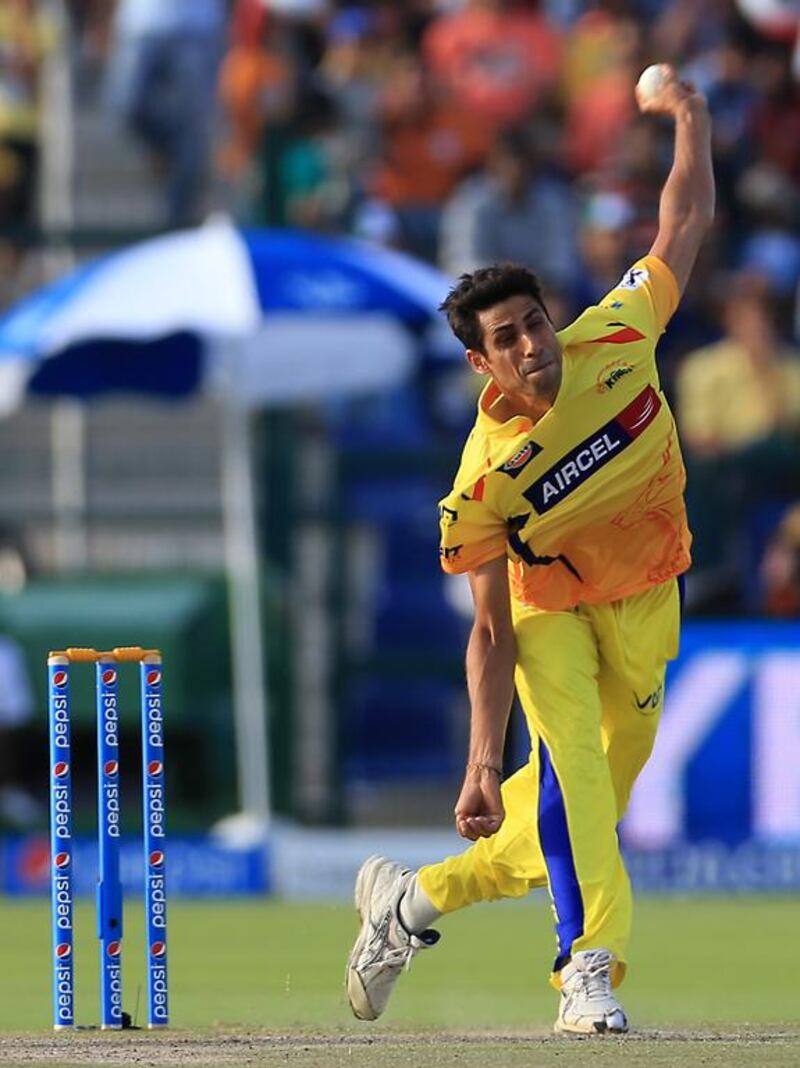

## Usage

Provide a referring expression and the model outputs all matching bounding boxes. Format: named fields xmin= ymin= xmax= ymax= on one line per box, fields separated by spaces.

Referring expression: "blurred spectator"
xmin=107 ymin=0 xmax=226 ymax=228
xmin=0 ymin=0 xmax=52 ymax=242
xmin=423 ymin=0 xmax=563 ymax=132
xmin=438 ymin=123 xmax=577 ymax=286
xmin=562 ymin=1 xmax=639 ymax=108
xmin=366 ymin=53 xmax=492 ymax=262
xmin=735 ymin=162 xmax=800 ymax=299
xmin=677 ymin=274 xmax=800 ymax=604
xmin=218 ymin=6 xmax=297 ymax=213
xmin=275 ymin=87 xmax=345 ymax=229
xmin=703 ymin=34 xmax=761 ymax=209
xmin=760 ymin=503 xmax=800 ymax=617
xmin=570 ymin=190 xmax=635 ymax=309
xmin=653 ymin=0 xmax=732 ymax=73
xmin=749 ymin=41 xmax=800 ymax=184
xmin=318 ymin=5 xmax=404 ymax=168
xmin=563 ymin=13 xmax=641 ymax=175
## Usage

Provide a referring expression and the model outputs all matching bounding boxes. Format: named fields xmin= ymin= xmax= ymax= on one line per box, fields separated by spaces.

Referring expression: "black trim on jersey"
xmin=507 ymin=520 xmax=583 ymax=583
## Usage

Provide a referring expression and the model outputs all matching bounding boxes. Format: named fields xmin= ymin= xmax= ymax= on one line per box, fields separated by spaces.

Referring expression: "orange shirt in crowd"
xmin=218 ymin=44 xmax=294 ymax=176
xmin=423 ymin=5 xmax=562 ymax=129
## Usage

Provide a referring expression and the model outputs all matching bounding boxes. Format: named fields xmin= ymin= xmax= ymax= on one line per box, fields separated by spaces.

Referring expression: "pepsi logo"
xmin=147 ymin=670 xmax=161 ymax=686
xmin=148 ymin=761 xmax=163 ymax=776
xmin=52 ymin=671 xmax=68 ymax=688
xmin=149 ymin=850 xmax=165 ymax=867
xmin=151 ymin=941 xmax=166 ymax=958
xmin=53 ymin=762 xmax=70 ymax=778
xmin=56 ymin=943 xmax=71 ymax=959
xmin=101 ymin=669 xmax=117 ymax=685
xmin=54 ymin=852 xmax=70 ymax=869
xmin=104 ymin=760 xmax=119 ymax=776
xmin=107 ymin=941 xmax=121 ymax=958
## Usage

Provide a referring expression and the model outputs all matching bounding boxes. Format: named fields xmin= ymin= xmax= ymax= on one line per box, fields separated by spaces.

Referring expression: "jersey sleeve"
xmin=599 ymin=255 xmax=680 ymax=339
xmin=439 ymin=484 xmax=507 ymax=575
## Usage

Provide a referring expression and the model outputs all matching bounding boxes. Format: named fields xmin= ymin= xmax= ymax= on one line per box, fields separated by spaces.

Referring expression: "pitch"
xmin=0 ymin=896 xmax=798 ymax=1067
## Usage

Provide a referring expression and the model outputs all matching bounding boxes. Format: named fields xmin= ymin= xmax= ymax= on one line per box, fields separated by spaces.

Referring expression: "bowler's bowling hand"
xmin=454 ymin=764 xmax=505 ymax=841
xmin=635 ymin=63 xmax=707 ymax=119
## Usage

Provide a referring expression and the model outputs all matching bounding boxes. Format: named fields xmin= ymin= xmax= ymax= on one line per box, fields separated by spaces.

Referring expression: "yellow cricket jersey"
xmin=438 ymin=256 xmax=691 ymax=610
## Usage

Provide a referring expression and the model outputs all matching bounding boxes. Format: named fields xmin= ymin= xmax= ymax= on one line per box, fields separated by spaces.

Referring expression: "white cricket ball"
xmin=636 ymin=64 xmax=670 ymax=101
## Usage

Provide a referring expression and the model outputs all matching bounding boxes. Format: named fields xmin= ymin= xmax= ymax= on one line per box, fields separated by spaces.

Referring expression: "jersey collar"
xmin=476 ymin=380 xmax=536 ymax=438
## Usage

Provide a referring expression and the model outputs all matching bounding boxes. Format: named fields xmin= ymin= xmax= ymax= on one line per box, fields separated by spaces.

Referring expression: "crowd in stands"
xmin=1 ymin=0 xmax=800 ymax=615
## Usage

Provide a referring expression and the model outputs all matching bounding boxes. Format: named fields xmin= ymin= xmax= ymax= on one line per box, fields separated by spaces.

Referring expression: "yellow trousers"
xmin=418 ymin=578 xmax=681 ymax=987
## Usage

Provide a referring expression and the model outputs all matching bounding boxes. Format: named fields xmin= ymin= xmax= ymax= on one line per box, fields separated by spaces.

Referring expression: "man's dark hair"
xmin=439 ymin=264 xmax=549 ymax=352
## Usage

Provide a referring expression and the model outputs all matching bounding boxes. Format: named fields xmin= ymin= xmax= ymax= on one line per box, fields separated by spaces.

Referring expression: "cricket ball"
xmin=636 ymin=64 xmax=671 ymax=102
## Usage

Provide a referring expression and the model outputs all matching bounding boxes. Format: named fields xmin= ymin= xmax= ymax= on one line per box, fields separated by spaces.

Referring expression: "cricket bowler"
xmin=346 ymin=65 xmax=714 ymax=1034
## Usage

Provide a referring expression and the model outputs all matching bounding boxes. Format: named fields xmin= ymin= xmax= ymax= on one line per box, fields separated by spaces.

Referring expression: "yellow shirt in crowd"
xmin=439 ymin=256 xmax=691 ymax=611
xmin=677 ymin=339 xmax=800 ymax=451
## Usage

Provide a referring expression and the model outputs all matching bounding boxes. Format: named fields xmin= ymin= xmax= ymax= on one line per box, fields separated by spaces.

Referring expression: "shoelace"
xmin=577 ymin=953 xmax=613 ymax=1002
xmin=365 ymin=932 xmax=426 ymax=975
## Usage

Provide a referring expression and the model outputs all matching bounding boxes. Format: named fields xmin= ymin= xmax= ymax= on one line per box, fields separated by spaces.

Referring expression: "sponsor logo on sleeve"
xmin=440 ymin=545 xmax=463 ymax=561
xmin=439 ymin=504 xmax=458 ymax=526
xmin=618 ymin=266 xmax=649 ymax=291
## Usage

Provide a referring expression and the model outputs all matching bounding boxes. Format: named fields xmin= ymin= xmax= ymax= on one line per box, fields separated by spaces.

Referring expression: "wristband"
xmin=466 ymin=762 xmax=502 ymax=778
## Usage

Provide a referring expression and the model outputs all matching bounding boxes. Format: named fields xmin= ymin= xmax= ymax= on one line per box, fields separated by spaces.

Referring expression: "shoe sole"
xmin=554 ymin=1018 xmax=629 ymax=1036
xmin=345 ymin=855 xmax=387 ymax=1021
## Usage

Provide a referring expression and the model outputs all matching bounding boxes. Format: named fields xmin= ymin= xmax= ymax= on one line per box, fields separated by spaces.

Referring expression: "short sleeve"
xmin=600 ymin=256 xmax=680 ymax=338
xmin=439 ymin=485 xmax=507 ymax=575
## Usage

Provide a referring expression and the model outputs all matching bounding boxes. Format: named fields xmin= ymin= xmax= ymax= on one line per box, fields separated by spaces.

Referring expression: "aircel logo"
xmin=525 ymin=386 xmax=661 ymax=514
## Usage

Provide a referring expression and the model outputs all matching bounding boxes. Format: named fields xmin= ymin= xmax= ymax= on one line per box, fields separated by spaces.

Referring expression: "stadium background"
xmin=0 ymin=0 xmax=799 ymax=902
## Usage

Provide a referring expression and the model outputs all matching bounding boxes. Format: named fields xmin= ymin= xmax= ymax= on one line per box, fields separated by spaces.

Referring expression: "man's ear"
xmin=466 ymin=349 xmax=490 ymax=375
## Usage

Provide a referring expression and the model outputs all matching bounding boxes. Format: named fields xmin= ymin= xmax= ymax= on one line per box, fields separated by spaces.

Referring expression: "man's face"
xmin=467 ymin=294 xmax=562 ymax=414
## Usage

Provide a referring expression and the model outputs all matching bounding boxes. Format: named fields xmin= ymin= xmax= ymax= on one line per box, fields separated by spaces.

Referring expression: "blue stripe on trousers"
xmin=538 ymin=737 xmax=584 ymax=967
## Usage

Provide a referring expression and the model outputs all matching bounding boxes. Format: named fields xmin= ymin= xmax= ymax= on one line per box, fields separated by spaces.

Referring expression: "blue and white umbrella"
xmin=0 ymin=219 xmax=460 ymax=828
xmin=0 ymin=219 xmax=457 ymax=408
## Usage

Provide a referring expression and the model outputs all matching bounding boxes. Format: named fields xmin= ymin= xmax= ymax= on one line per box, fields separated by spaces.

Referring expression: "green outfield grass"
xmin=2 ymin=894 xmax=799 ymax=1028
xmin=1 ymin=895 xmax=798 ymax=1066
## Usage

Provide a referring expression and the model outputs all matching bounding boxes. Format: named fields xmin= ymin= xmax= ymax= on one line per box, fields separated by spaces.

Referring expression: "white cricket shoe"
xmin=346 ymin=855 xmax=440 ymax=1021
xmin=554 ymin=949 xmax=629 ymax=1035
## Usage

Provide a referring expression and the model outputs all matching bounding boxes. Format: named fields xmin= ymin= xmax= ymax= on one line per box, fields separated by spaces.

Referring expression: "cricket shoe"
xmin=346 ymin=855 xmax=440 ymax=1021
xmin=554 ymin=949 xmax=628 ymax=1035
